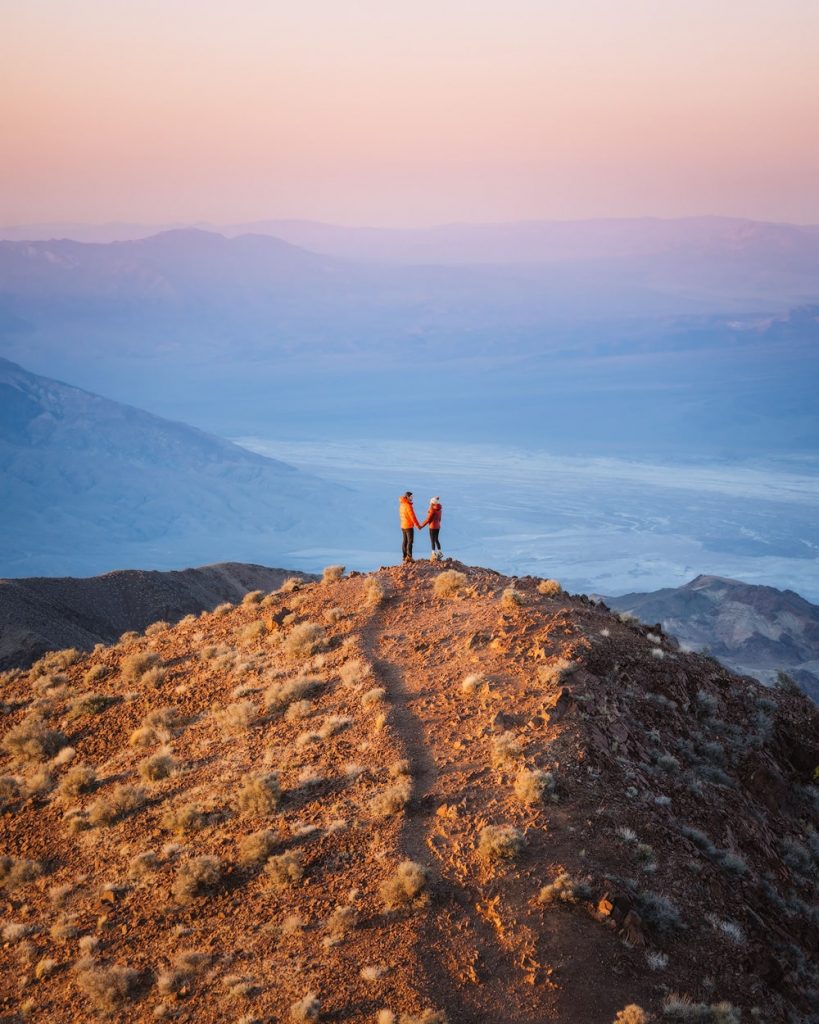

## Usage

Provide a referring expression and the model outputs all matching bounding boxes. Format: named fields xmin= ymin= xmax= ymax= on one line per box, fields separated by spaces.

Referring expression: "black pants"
xmin=430 ymin=528 xmax=441 ymax=551
xmin=402 ymin=528 xmax=414 ymax=559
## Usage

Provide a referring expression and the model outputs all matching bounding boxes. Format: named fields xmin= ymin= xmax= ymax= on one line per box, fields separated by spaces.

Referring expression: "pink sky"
xmin=2 ymin=0 xmax=819 ymax=227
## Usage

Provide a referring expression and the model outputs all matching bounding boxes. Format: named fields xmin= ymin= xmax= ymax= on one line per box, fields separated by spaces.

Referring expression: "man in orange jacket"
xmin=399 ymin=491 xmax=422 ymax=562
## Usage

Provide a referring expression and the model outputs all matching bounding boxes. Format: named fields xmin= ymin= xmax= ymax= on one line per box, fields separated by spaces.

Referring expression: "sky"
xmin=2 ymin=0 xmax=819 ymax=227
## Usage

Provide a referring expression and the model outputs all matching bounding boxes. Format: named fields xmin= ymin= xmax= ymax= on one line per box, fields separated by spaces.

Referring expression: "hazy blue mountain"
xmin=0 ymin=357 xmax=382 ymax=578
xmin=604 ymin=574 xmax=819 ymax=701
xmin=1 ymin=228 xmax=817 ymax=457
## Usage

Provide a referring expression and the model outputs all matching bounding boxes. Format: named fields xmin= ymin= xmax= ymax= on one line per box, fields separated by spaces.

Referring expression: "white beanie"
xmin=430 ymin=496 xmax=440 ymax=504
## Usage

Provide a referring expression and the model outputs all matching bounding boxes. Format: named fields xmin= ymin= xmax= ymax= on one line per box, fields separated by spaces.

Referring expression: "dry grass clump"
xmin=173 ymin=855 xmax=221 ymax=903
xmin=491 ymin=730 xmax=523 ymax=765
xmin=242 ymin=590 xmax=265 ymax=606
xmin=538 ymin=657 xmax=579 ymax=687
xmin=478 ymin=824 xmax=524 ymax=862
xmin=264 ymin=676 xmax=319 ymax=709
xmin=363 ymin=576 xmax=387 ymax=607
xmin=291 ymin=992 xmax=321 ymax=1021
xmin=66 ymin=692 xmax=118 ymax=720
xmin=340 ymin=659 xmax=370 ymax=688
xmin=139 ymin=749 xmax=176 ymax=782
xmin=162 ymin=802 xmax=206 ymax=834
xmin=83 ymin=664 xmax=111 ymax=685
xmin=128 ymin=850 xmax=159 ymax=879
xmin=120 ymin=650 xmax=160 ymax=683
xmin=213 ymin=699 xmax=258 ymax=734
xmin=240 ymin=621 xmax=267 ymax=642
xmin=460 ymin=672 xmax=491 ymax=697
xmin=129 ymin=706 xmax=185 ymax=746
xmin=326 ymin=904 xmax=358 ymax=940
xmin=88 ymin=784 xmax=146 ymax=826
xmin=0 ymin=775 xmax=20 ymax=810
xmin=285 ymin=699 xmax=313 ymax=721
xmin=59 ymin=764 xmax=97 ymax=797
xmin=501 ymin=586 xmax=524 ymax=609
xmin=433 ymin=570 xmax=466 ymax=599
xmin=613 ymin=1007 xmax=648 ymax=1024
xmin=514 ymin=767 xmax=555 ymax=805
xmin=400 ymin=1012 xmax=448 ymax=1024
xmin=2 ymin=715 xmax=67 ymax=763
xmin=236 ymin=772 xmax=281 ymax=816
xmin=145 ymin=620 xmax=170 ymax=636
xmin=537 ymin=578 xmax=563 ymax=597
xmin=238 ymin=829 xmax=279 ymax=865
xmin=538 ymin=870 xmax=586 ymax=905
xmin=662 ymin=995 xmax=740 ymax=1022
xmin=157 ymin=949 xmax=211 ymax=996
xmin=325 ymin=607 xmax=344 ymax=623
xmin=370 ymin=778 xmax=412 ymax=818
xmin=322 ymin=565 xmax=345 ymax=583
xmin=380 ymin=860 xmax=429 ymax=910
xmin=284 ymin=622 xmax=327 ymax=659
xmin=76 ymin=961 xmax=140 ymax=1013
xmin=35 ymin=957 xmax=57 ymax=979
xmin=264 ymin=850 xmax=303 ymax=888
xmin=0 ymin=855 xmax=43 ymax=891
xmin=362 ymin=686 xmax=387 ymax=705
xmin=22 ymin=766 xmax=53 ymax=798
xmin=279 ymin=577 xmax=304 ymax=594
xmin=212 ymin=601 xmax=234 ymax=616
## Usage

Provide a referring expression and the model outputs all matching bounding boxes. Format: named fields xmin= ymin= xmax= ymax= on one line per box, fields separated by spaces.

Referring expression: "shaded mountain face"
xmin=1 ymin=229 xmax=818 ymax=456
xmin=0 ymin=562 xmax=316 ymax=671
xmin=604 ymin=575 xmax=819 ymax=701
xmin=0 ymin=358 xmax=382 ymax=578
xmin=1 ymin=561 xmax=817 ymax=1022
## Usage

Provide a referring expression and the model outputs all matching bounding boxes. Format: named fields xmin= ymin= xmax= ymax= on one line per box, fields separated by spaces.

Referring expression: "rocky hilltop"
xmin=0 ymin=562 xmax=316 ymax=671
xmin=605 ymin=575 xmax=819 ymax=702
xmin=1 ymin=561 xmax=817 ymax=1023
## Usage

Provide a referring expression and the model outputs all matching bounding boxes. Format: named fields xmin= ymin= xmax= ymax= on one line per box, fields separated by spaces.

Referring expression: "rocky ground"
xmin=1 ymin=560 xmax=817 ymax=1024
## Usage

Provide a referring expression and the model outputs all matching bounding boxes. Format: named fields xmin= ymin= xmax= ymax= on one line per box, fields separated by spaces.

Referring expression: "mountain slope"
xmin=0 ymin=358 xmax=376 ymax=577
xmin=0 ymin=563 xmax=316 ymax=671
xmin=1 ymin=562 xmax=817 ymax=1022
xmin=604 ymin=575 xmax=819 ymax=701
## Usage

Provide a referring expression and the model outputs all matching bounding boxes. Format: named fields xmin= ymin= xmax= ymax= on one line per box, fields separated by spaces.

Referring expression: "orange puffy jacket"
xmin=421 ymin=503 xmax=442 ymax=529
xmin=399 ymin=495 xmax=422 ymax=529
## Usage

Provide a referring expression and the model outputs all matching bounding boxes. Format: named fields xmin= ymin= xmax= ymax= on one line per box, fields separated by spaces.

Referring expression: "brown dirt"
xmin=1 ymin=560 xmax=817 ymax=1023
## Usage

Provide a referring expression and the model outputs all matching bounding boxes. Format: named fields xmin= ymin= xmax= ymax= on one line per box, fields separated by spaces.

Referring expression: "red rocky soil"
xmin=1 ymin=560 xmax=817 ymax=1023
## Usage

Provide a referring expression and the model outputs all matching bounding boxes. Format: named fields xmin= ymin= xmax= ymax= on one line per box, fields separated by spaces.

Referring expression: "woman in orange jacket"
xmin=420 ymin=496 xmax=443 ymax=559
xmin=399 ymin=491 xmax=422 ymax=562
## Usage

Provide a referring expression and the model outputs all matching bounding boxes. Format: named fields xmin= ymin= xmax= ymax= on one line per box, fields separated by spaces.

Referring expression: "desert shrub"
xmin=537 ymin=579 xmax=563 ymax=597
xmin=157 ymin=949 xmax=210 ymax=996
xmin=433 ymin=570 xmax=466 ymax=599
xmin=284 ymin=622 xmax=327 ymax=659
xmin=162 ymin=802 xmax=206 ymax=834
xmin=2 ymin=715 xmax=67 ymax=763
xmin=212 ymin=602 xmax=234 ymax=616
xmin=325 ymin=607 xmax=344 ymax=623
xmin=613 ymin=1007 xmax=647 ymax=1024
xmin=514 ymin=768 xmax=555 ymax=805
xmin=0 ymin=855 xmax=43 ymax=891
xmin=24 ymin=766 xmax=54 ymax=798
xmin=88 ymin=784 xmax=146 ymax=826
xmin=120 ymin=630 xmax=139 ymax=642
xmin=460 ymin=672 xmax=490 ymax=697
xmin=538 ymin=870 xmax=588 ymax=905
xmin=618 ymin=612 xmax=640 ymax=626
xmin=662 ymin=995 xmax=740 ymax=1022
xmin=264 ymin=850 xmax=303 ymax=888
xmin=285 ymin=699 xmax=313 ymax=721
xmin=76 ymin=962 xmax=140 ymax=1012
xmin=128 ymin=850 xmax=159 ymax=879
xmin=774 ymin=671 xmax=803 ymax=697
xmin=67 ymin=692 xmax=118 ymax=720
xmin=0 ymin=775 xmax=21 ymax=810
xmin=636 ymin=891 xmax=683 ymax=936
xmin=173 ymin=855 xmax=221 ymax=902
xmin=326 ymin=904 xmax=358 ymax=939
xmin=238 ymin=829 xmax=279 ymax=865
xmin=51 ymin=915 xmax=81 ymax=941
xmin=318 ymin=715 xmax=352 ymax=739
xmin=538 ymin=658 xmax=578 ymax=687
xmin=279 ymin=577 xmax=303 ymax=594
xmin=363 ymin=686 xmax=387 ymax=705
xmin=380 ymin=860 xmax=429 ymax=910
xmin=145 ymin=620 xmax=170 ymax=636
xmin=121 ymin=651 xmax=160 ymax=683
xmin=236 ymin=773 xmax=281 ymax=816
xmin=501 ymin=586 xmax=524 ymax=609
xmin=291 ymin=993 xmax=321 ymax=1021
xmin=35 ymin=957 xmax=57 ymax=979
xmin=240 ymin=621 xmax=267 ymax=642
xmin=213 ymin=700 xmax=258 ymax=734
xmin=130 ymin=706 xmax=185 ymax=746
xmin=370 ymin=778 xmax=412 ymax=818
xmin=340 ymin=659 xmax=370 ymax=687
xmin=400 ymin=1012 xmax=448 ymax=1024
xmin=264 ymin=676 xmax=319 ymax=709
xmin=84 ymin=664 xmax=111 ymax=685
xmin=322 ymin=565 xmax=345 ymax=583
xmin=363 ymin=577 xmax=387 ymax=606
xmin=478 ymin=825 xmax=524 ymax=862
xmin=491 ymin=731 xmax=523 ymax=765
xmin=139 ymin=749 xmax=176 ymax=782
xmin=646 ymin=950 xmax=669 ymax=971
xmin=242 ymin=590 xmax=265 ymax=606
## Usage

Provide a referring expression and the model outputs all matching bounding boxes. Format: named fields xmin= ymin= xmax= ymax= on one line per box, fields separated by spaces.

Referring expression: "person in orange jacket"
xmin=399 ymin=491 xmax=422 ymax=562
xmin=420 ymin=496 xmax=443 ymax=559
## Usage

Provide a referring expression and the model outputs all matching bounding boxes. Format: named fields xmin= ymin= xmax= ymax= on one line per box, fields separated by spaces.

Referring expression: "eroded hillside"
xmin=1 ymin=561 xmax=817 ymax=1024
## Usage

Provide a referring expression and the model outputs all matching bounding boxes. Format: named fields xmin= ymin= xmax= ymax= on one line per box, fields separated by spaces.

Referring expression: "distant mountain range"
xmin=0 ymin=562 xmax=315 ymax=670
xmin=0 ymin=357 xmax=379 ymax=578
xmin=604 ymin=574 xmax=819 ymax=701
